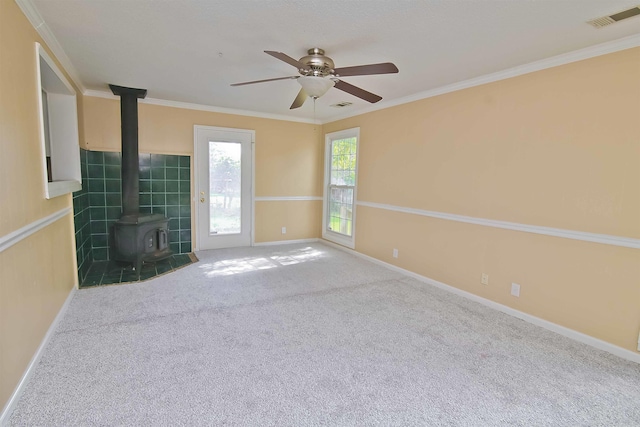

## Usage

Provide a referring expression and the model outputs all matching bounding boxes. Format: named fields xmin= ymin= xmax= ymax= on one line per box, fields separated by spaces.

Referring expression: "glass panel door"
xmin=195 ymin=126 xmax=253 ymax=250
xmin=209 ymin=141 xmax=241 ymax=235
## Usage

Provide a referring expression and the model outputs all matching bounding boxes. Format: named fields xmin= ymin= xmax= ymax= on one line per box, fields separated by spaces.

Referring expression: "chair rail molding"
xmin=0 ymin=208 xmax=72 ymax=253
xmin=255 ymin=196 xmax=323 ymax=202
xmin=356 ymin=200 xmax=640 ymax=249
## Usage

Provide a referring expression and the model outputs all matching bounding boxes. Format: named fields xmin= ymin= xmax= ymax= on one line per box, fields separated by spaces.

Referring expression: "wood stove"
xmin=109 ymin=84 xmax=171 ymax=275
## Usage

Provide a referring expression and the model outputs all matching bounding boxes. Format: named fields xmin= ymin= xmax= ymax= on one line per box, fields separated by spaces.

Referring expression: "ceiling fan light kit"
xmin=298 ymin=76 xmax=335 ymax=98
xmin=231 ymin=47 xmax=399 ymax=109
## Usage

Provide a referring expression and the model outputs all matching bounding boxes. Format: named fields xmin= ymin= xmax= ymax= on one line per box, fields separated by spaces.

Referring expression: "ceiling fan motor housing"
xmin=299 ymin=48 xmax=334 ymax=77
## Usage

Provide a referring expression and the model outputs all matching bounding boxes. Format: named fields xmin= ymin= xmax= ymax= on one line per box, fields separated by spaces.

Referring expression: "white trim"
xmin=251 ymin=139 xmax=256 ymax=246
xmin=357 ymin=201 xmax=640 ymax=250
xmin=36 ymin=43 xmax=81 ymax=199
xmin=36 ymin=44 xmax=76 ymax=96
xmin=84 ymin=90 xmax=320 ymax=125
xmin=17 ymin=0 xmax=640 ymax=127
xmin=193 ymin=125 xmax=255 ymax=251
xmin=253 ymin=238 xmax=320 ymax=247
xmin=255 ymin=196 xmax=322 ymax=202
xmin=321 ymin=240 xmax=640 ymax=364
xmin=46 ymin=180 xmax=82 ymax=198
xmin=322 ymin=128 xmax=360 ymax=249
xmin=82 ymin=35 xmax=640 ymax=126
xmin=323 ymin=33 xmax=640 ymax=123
xmin=0 ymin=208 xmax=72 ymax=253
xmin=15 ymin=0 xmax=85 ymax=93
xmin=0 ymin=287 xmax=76 ymax=425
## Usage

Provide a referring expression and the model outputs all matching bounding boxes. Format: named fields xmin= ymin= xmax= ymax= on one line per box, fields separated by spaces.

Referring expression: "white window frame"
xmin=36 ymin=43 xmax=81 ymax=198
xmin=322 ymin=127 xmax=360 ymax=249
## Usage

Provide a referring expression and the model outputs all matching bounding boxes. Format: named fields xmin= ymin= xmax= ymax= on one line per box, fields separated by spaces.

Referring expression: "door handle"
xmin=200 ymin=197 xmax=205 ymax=203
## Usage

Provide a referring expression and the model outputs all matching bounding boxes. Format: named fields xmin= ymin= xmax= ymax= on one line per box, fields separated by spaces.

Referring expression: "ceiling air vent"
xmin=587 ymin=5 xmax=640 ymax=28
xmin=331 ymin=102 xmax=353 ymax=108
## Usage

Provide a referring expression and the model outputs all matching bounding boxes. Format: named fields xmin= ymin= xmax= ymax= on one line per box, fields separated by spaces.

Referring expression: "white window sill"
xmin=46 ymin=180 xmax=81 ymax=199
xmin=322 ymin=230 xmax=355 ymax=249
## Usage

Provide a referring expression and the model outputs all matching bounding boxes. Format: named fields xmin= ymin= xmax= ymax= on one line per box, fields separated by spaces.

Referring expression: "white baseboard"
xmin=253 ymin=238 xmax=319 ymax=247
xmin=320 ymin=239 xmax=640 ymax=364
xmin=0 ymin=287 xmax=77 ymax=426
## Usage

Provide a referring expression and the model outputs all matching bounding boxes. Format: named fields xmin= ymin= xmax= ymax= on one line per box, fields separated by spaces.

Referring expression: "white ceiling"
xmin=26 ymin=0 xmax=640 ymax=123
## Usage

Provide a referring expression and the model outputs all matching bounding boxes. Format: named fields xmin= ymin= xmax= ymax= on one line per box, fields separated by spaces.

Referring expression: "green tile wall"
xmin=139 ymin=153 xmax=192 ymax=255
xmin=72 ymin=148 xmax=92 ymax=282
xmin=86 ymin=150 xmax=122 ymax=261
xmin=74 ymin=150 xmax=191 ymax=267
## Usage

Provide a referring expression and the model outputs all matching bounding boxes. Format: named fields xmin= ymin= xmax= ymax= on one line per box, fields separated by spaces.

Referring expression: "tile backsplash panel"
xmin=73 ymin=150 xmax=192 ymax=273
xmin=72 ymin=148 xmax=92 ymax=282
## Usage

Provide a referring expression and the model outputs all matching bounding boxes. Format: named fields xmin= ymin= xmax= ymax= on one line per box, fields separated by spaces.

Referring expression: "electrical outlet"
xmin=511 ymin=283 xmax=521 ymax=297
xmin=481 ymin=273 xmax=489 ymax=285
xmin=392 ymin=248 xmax=399 ymax=258
xmin=281 ymin=227 xmax=286 ymax=234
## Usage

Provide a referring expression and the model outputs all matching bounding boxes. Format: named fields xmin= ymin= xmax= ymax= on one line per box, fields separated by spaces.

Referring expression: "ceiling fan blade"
xmin=290 ymin=88 xmax=308 ymax=109
xmin=333 ymin=80 xmax=382 ymax=103
xmin=265 ymin=50 xmax=310 ymax=71
xmin=333 ymin=62 xmax=399 ymax=77
xmin=230 ymin=76 xmax=299 ymax=87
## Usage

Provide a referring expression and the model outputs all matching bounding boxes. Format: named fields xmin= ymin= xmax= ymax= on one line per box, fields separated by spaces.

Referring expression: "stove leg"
xmin=135 ymin=258 xmax=142 ymax=280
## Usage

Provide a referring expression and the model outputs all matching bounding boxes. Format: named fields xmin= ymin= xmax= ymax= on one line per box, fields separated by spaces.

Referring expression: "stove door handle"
xmin=157 ymin=228 xmax=168 ymax=250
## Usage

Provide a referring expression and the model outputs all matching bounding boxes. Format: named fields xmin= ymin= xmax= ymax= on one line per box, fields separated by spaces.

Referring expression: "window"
xmin=323 ymin=128 xmax=359 ymax=248
xmin=36 ymin=43 xmax=81 ymax=198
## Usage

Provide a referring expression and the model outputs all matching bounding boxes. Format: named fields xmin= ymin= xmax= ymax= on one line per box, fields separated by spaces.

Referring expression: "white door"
xmin=194 ymin=126 xmax=253 ymax=250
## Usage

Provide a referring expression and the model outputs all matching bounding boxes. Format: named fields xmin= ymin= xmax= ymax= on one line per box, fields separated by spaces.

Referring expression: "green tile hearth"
xmin=80 ymin=254 xmax=198 ymax=288
xmin=75 ymin=150 xmax=191 ymax=252
xmin=73 ymin=148 xmax=193 ymax=283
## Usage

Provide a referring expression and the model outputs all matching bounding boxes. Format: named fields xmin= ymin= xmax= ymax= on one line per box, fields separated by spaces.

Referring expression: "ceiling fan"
xmin=231 ymin=48 xmax=399 ymax=109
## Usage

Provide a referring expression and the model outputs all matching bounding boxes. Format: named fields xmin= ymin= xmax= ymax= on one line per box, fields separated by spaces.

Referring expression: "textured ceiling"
xmin=27 ymin=0 xmax=640 ymax=122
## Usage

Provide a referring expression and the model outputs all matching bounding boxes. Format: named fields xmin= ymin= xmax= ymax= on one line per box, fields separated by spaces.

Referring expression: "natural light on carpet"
xmin=199 ymin=246 xmax=326 ymax=277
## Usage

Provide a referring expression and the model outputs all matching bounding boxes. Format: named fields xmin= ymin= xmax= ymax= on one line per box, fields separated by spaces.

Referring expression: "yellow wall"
xmin=324 ymin=48 xmax=640 ymax=352
xmin=255 ymin=200 xmax=322 ymax=242
xmin=1 ymin=0 xmax=638 ymax=411
xmin=82 ymin=97 xmax=324 ymax=243
xmin=0 ymin=0 xmax=80 ymax=408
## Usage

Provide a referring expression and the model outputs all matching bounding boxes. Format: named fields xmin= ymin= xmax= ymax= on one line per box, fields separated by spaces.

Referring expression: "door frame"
xmin=193 ymin=125 xmax=255 ymax=250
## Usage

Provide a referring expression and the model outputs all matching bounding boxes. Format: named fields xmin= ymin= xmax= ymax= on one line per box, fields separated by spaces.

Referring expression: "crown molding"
xmin=19 ymin=0 xmax=639 ymax=126
xmin=15 ymin=0 xmax=86 ymax=93
xmin=323 ymin=33 xmax=640 ymax=124
xmin=83 ymin=90 xmax=321 ymax=125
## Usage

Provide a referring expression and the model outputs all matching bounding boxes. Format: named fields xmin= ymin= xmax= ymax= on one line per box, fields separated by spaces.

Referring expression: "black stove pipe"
xmin=109 ymin=84 xmax=147 ymax=217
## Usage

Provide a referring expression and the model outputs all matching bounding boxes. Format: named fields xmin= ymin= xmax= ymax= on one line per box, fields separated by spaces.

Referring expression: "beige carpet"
xmin=9 ymin=243 xmax=640 ymax=426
